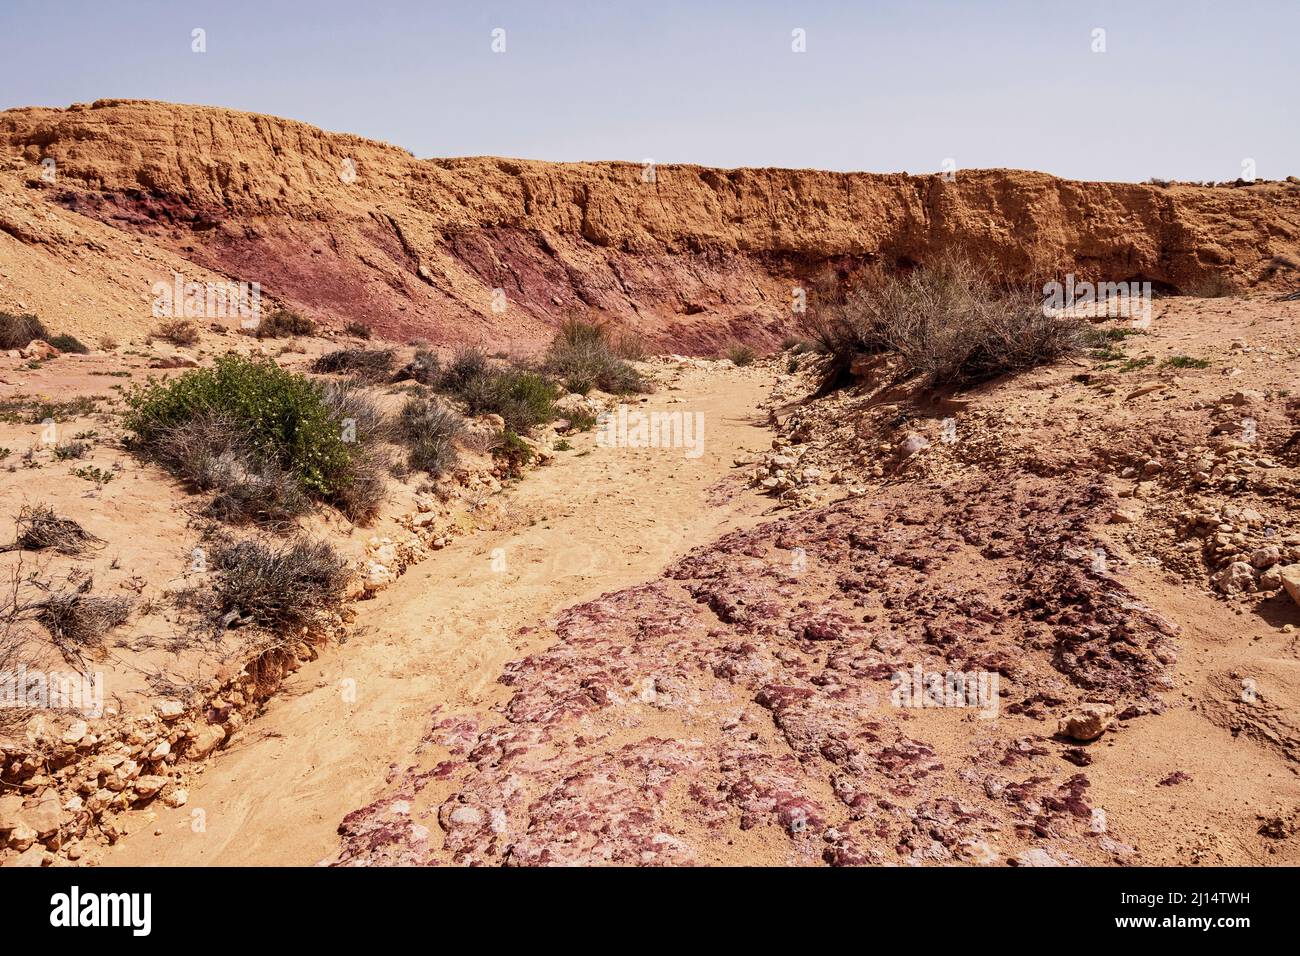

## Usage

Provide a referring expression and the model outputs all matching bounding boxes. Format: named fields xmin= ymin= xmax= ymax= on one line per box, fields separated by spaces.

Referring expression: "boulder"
xmin=1057 ymin=703 xmax=1116 ymax=742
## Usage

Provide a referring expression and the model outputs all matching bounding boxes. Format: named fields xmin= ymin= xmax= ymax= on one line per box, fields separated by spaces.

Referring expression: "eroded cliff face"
xmin=1 ymin=99 xmax=1298 ymax=348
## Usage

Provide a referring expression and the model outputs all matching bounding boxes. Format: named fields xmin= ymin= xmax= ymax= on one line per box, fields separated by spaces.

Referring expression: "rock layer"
xmin=3 ymin=99 xmax=1299 ymax=347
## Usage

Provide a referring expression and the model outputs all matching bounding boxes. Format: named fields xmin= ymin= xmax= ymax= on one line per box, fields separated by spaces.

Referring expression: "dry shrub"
xmin=398 ymin=396 xmax=465 ymax=476
xmin=37 ymin=580 xmax=132 ymax=650
xmin=392 ymin=349 xmax=440 ymax=386
xmin=311 ymin=348 xmax=396 ymax=382
xmin=155 ymin=415 xmax=309 ymax=527
xmin=0 ymin=311 xmax=48 ymax=350
xmin=254 ymin=308 xmax=316 ymax=339
xmin=2 ymin=505 xmax=103 ymax=555
xmin=803 ymin=256 xmax=1083 ymax=391
xmin=725 ymin=341 xmax=757 ymax=366
xmin=209 ymin=535 xmax=351 ymax=632
xmin=544 ymin=319 xmax=649 ymax=395
xmin=153 ymin=320 xmax=200 ymax=346
xmin=344 ymin=321 xmax=373 ymax=339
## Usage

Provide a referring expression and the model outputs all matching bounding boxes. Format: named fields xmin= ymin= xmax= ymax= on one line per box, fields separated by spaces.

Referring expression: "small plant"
xmin=153 ymin=320 xmax=200 ymax=346
xmin=1118 ymin=356 xmax=1154 ymax=373
xmin=48 ymin=333 xmax=90 ymax=354
xmin=566 ymin=408 xmax=598 ymax=432
xmin=493 ymin=430 xmax=534 ymax=478
xmin=554 ymin=438 xmax=573 ymax=451
xmin=53 ymin=440 xmax=90 ymax=460
xmin=72 ymin=465 xmax=114 ymax=485
xmin=344 ymin=321 xmax=373 ymax=339
xmin=0 ymin=311 xmax=48 ymax=350
xmin=725 ymin=342 xmax=757 ymax=367
xmin=253 ymin=308 xmax=316 ymax=339
xmin=1162 ymin=355 xmax=1211 ymax=369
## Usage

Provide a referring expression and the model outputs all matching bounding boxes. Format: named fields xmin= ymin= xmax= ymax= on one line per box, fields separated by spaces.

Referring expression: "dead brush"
xmin=1 ymin=504 xmax=104 ymax=556
xmin=35 ymin=578 xmax=133 ymax=655
xmin=311 ymin=348 xmax=397 ymax=383
xmin=803 ymin=255 xmax=1083 ymax=391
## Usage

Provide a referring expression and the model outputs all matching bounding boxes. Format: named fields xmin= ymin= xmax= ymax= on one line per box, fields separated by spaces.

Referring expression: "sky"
xmin=0 ymin=0 xmax=1295 ymax=183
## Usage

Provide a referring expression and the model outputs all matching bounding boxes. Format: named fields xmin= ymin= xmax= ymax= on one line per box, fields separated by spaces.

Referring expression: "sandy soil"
xmin=100 ymin=363 xmax=777 ymax=865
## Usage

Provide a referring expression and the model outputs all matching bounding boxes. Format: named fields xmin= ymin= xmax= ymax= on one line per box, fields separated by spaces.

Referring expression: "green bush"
xmin=49 ymin=334 xmax=90 ymax=354
xmin=493 ymin=430 xmax=534 ymax=478
xmin=124 ymin=356 xmax=384 ymax=520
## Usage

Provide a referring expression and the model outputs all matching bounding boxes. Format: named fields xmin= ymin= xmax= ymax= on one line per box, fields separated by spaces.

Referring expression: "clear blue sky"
xmin=1 ymin=0 xmax=1295 ymax=182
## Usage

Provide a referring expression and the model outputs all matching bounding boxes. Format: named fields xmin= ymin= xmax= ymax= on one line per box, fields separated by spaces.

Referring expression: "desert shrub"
xmin=0 ymin=311 xmax=48 ymax=349
xmin=803 ymin=257 xmax=1082 ymax=390
xmin=155 ymin=414 xmax=309 ymax=526
xmin=48 ymin=334 xmax=90 ymax=354
xmin=392 ymin=349 xmax=440 ymax=386
xmin=254 ymin=308 xmax=316 ymax=339
xmin=208 ymin=536 xmax=351 ymax=632
xmin=544 ymin=319 xmax=648 ymax=395
xmin=493 ymin=430 xmax=534 ymax=478
xmin=53 ymin=440 xmax=90 ymax=460
xmin=398 ymin=397 xmax=464 ymax=476
xmin=1 ymin=505 xmax=103 ymax=555
xmin=438 ymin=346 xmax=490 ymax=393
xmin=344 ymin=321 xmax=373 ymax=339
xmin=726 ymin=342 xmax=757 ymax=366
xmin=38 ymin=583 xmax=132 ymax=649
xmin=320 ymin=379 xmax=393 ymax=445
xmin=311 ymin=348 xmax=396 ymax=382
xmin=460 ymin=368 xmax=557 ymax=432
xmin=153 ymin=320 xmax=200 ymax=347
xmin=125 ymin=355 xmax=384 ymax=521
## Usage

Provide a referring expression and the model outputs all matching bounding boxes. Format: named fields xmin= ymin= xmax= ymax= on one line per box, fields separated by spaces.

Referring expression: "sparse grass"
xmin=208 ymin=535 xmax=351 ymax=632
xmin=1162 ymin=355 xmax=1211 ymax=369
xmin=803 ymin=256 xmax=1084 ymax=391
xmin=311 ymin=348 xmax=396 ymax=382
xmin=253 ymin=308 xmax=316 ymax=339
xmin=0 ymin=311 xmax=48 ymax=350
xmin=152 ymin=320 xmax=200 ymax=347
xmin=543 ymin=319 xmax=649 ymax=395
xmin=1118 ymin=356 xmax=1154 ymax=373
xmin=1 ymin=505 xmax=103 ymax=555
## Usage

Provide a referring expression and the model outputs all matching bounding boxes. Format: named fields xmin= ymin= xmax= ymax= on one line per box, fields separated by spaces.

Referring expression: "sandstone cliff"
xmin=2 ymin=99 xmax=1297 ymax=347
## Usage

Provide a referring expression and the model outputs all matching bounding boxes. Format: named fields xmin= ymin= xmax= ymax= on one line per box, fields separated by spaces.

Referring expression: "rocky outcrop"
xmin=2 ymin=99 xmax=1298 ymax=348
